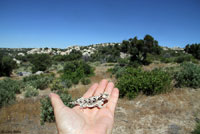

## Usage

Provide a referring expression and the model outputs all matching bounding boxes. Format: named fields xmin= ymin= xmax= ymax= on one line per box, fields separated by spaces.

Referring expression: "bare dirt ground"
xmin=0 ymin=63 xmax=200 ymax=134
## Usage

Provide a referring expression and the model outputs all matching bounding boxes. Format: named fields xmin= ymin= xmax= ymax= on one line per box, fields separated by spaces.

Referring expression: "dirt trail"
xmin=0 ymin=64 xmax=200 ymax=134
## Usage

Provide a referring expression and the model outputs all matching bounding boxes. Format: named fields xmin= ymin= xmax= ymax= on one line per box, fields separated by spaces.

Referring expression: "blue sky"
xmin=0 ymin=0 xmax=200 ymax=48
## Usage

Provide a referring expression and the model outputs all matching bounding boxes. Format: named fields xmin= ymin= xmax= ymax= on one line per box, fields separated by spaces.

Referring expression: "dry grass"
xmin=113 ymin=88 xmax=200 ymax=134
xmin=0 ymin=97 xmax=57 ymax=134
xmin=1 ymin=63 xmax=200 ymax=134
xmin=142 ymin=62 xmax=178 ymax=71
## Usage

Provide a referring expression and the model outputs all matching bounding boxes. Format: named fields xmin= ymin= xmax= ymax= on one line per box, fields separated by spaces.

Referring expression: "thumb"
xmin=49 ymin=93 xmax=65 ymax=112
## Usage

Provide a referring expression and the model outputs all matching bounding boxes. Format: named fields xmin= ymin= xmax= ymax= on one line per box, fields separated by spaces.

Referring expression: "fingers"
xmin=94 ymin=79 xmax=108 ymax=96
xmin=83 ymin=83 xmax=98 ymax=98
xmin=104 ymin=82 xmax=114 ymax=95
xmin=107 ymin=88 xmax=119 ymax=114
xmin=49 ymin=93 xmax=66 ymax=113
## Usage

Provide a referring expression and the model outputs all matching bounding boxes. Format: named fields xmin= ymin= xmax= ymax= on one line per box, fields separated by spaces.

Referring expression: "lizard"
xmin=69 ymin=92 xmax=109 ymax=109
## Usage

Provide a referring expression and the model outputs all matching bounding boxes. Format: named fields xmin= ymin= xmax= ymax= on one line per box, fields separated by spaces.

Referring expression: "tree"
xmin=0 ymin=54 xmax=17 ymax=76
xmin=121 ymin=40 xmax=130 ymax=53
xmin=184 ymin=43 xmax=200 ymax=59
xmin=66 ymin=49 xmax=82 ymax=61
xmin=144 ymin=34 xmax=154 ymax=48
xmin=120 ymin=35 xmax=161 ymax=65
xmin=29 ymin=54 xmax=52 ymax=73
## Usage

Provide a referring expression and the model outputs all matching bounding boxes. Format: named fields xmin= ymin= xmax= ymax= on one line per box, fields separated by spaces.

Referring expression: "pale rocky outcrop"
xmin=13 ymin=58 xmax=21 ymax=64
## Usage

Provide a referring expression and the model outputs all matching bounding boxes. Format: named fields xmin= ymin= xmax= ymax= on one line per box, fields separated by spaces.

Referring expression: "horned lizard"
xmin=70 ymin=92 xmax=109 ymax=108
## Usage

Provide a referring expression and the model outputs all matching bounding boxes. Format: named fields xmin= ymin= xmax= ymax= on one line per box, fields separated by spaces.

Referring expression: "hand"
xmin=49 ymin=79 xmax=119 ymax=134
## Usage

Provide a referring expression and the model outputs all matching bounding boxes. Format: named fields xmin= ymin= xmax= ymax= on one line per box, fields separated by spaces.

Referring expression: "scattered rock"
xmin=168 ymin=124 xmax=181 ymax=134
xmin=35 ymin=71 xmax=44 ymax=75
xmin=17 ymin=72 xmax=32 ymax=76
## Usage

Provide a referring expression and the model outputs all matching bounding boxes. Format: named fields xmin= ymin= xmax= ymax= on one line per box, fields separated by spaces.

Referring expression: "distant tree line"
xmin=185 ymin=43 xmax=200 ymax=59
xmin=90 ymin=34 xmax=162 ymax=64
xmin=90 ymin=44 xmax=120 ymax=62
xmin=52 ymin=49 xmax=82 ymax=62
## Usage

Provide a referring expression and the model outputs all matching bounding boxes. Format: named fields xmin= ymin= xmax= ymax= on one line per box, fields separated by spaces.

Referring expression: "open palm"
xmin=49 ymin=79 xmax=119 ymax=134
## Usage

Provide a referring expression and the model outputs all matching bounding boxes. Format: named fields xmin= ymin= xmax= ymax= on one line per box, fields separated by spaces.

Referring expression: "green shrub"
xmin=27 ymin=78 xmax=48 ymax=90
xmin=175 ymin=62 xmax=200 ymax=88
xmin=0 ymin=78 xmax=23 ymax=107
xmin=160 ymin=57 xmax=173 ymax=63
xmin=115 ymin=67 xmax=127 ymax=79
xmin=81 ymin=78 xmax=91 ymax=85
xmin=50 ymin=79 xmax=64 ymax=91
xmin=117 ymin=58 xmax=130 ymax=67
xmin=2 ymin=79 xmax=22 ymax=94
xmin=23 ymin=74 xmax=39 ymax=82
xmin=29 ymin=54 xmax=52 ymax=73
xmin=116 ymin=67 xmax=172 ymax=99
xmin=24 ymin=85 xmax=39 ymax=98
xmin=36 ymin=75 xmax=54 ymax=89
xmin=185 ymin=43 xmax=200 ymax=59
xmin=0 ymin=55 xmax=17 ymax=76
xmin=174 ymin=55 xmax=193 ymax=63
xmin=61 ymin=60 xmax=94 ymax=86
xmin=37 ymin=78 xmax=49 ymax=89
xmin=40 ymin=91 xmax=73 ymax=125
xmin=23 ymin=74 xmax=54 ymax=90
xmin=72 ymin=77 xmax=79 ymax=84
xmin=107 ymin=65 xmax=127 ymax=79
xmin=61 ymin=79 xmax=73 ymax=89
xmin=192 ymin=120 xmax=200 ymax=134
xmin=0 ymin=80 xmax=15 ymax=107
xmin=163 ymin=66 xmax=180 ymax=78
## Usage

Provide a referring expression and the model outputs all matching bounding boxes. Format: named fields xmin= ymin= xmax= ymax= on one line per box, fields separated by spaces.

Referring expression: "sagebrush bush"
xmin=0 ymin=79 xmax=16 ymax=107
xmin=23 ymin=74 xmax=54 ymax=90
xmin=81 ymin=78 xmax=91 ymax=85
xmin=40 ymin=91 xmax=73 ymax=125
xmin=174 ymin=55 xmax=194 ymax=63
xmin=61 ymin=79 xmax=73 ymax=89
xmin=175 ymin=62 xmax=200 ymax=88
xmin=163 ymin=66 xmax=180 ymax=78
xmin=116 ymin=67 xmax=172 ymax=99
xmin=0 ymin=79 xmax=23 ymax=107
xmin=50 ymin=79 xmax=64 ymax=91
xmin=117 ymin=58 xmax=130 ymax=67
xmin=107 ymin=64 xmax=126 ymax=78
xmin=160 ymin=57 xmax=173 ymax=63
xmin=23 ymin=74 xmax=39 ymax=82
xmin=24 ymin=85 xmax=39 ymax=98
xmin=3 ymin=79 xmax=22 ymax=93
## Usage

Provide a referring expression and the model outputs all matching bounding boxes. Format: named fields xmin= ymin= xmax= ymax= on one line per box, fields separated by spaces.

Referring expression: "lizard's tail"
xmin=69 ymin=101 xmax=77 ymax=105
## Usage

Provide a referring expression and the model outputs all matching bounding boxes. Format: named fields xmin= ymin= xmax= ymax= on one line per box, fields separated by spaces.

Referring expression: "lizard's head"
xmin=101 ymin=92 xmax=109 ymax=99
